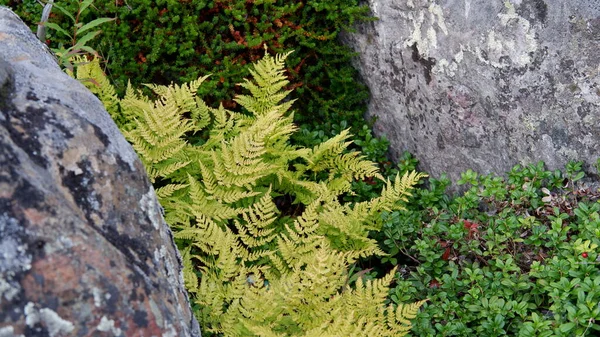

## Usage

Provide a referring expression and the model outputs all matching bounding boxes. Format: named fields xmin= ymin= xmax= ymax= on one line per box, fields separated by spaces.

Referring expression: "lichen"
xmin=24 ymin=302 xmax=75 ymax=337
xmin=0 ymin=277 xmax=19 ymax=303
xmin=0 ymin=326 xmax=23 ymax=337
xmin=92 ymin=287 xmax=104 ymax=307
xmin=0 ymin=215 xmax=32 ymax=274
xmin=154 ymin=246 xmax=179 ymax=290
xmin=24 ymin=302 xmax=39 ymax=327
xmin=403 ymin=1 xmax=449 ymax=58
xmin=96 ymin=316 xmax=122 ymax=335
xmin=140 ymin=189 xmax=161 ymax=231
xmin=148 ymin=298 xmax=164 ymax=328
xmin=39 ymin=308 xmax=75 ymax=337
xmin=475 ymin=1 xmax=538 ymax=68
xmin=162 ymin=324 xmax=178 ymax=337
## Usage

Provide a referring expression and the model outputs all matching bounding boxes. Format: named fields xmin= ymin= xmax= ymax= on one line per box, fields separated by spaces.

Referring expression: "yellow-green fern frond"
xmin=306 ymin=128 xmax=384 ymax=182
xmin=70 ymin=56 xmax=125 ymax=128
xmin=186 ymin=174 xmax=241 ymax=223
xmin=306 ymin=129 xmax=352 ymax=170
xmin=204 ymin=104 xmax=240 ymax=149
xmin=155 ymin=183 xmax=188 ymax=200
xmin=352 ymin=171 xmax=427 ymax=229
xmin=120 ymin=82 xmax=201 ymax=181
xmin=143 ymin=75 xmax=211 ymax=131
xmin=317 ymin=202 xmax=384 ymax=260
xmin=235 ymin=48 xmax=294 ymax=116
xmin=80 ymin=50 xmax=428 ymax=337
xmin=343 ymin=271 xmax=395 ymax=320
xmin=235 ymin=189 xmax=279 ymax=252
xmin=180 ymin=246 xmax=198 ymax=293
xmin=121 ymin=81 xmax=152 ymax=120
xmin=387 ymin=299 xmax=428 ymax=336
xmin=198 ymin=160 xmax=261 ymax=203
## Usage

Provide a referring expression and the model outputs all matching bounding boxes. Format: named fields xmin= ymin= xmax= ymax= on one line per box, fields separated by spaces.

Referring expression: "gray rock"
xmin=0 ymin=7 xmax=200 ymax=336
xmin=343 ymin=0 xmax=600 ymax=182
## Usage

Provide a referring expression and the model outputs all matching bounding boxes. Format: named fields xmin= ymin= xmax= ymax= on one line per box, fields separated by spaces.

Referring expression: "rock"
xmin=343 ymin=0 xmax=600 ymax=182
xmin=0 ymin=7 xmax=200 ymax=336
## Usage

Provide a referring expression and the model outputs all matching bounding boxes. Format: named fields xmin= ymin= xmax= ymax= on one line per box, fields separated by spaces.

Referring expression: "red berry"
xmin=582 ymin=252 xmax=588 ymax=258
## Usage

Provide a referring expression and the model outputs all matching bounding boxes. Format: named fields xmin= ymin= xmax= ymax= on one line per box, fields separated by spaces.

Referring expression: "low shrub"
xmin=3 ymin=0 xmax=373 ymax=135
xmin=381 ymin=159 xmax=600 ymax=336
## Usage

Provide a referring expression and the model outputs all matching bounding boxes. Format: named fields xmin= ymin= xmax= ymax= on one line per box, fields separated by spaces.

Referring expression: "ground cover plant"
xmin=380 ymin=157 xmax=600 ymax=336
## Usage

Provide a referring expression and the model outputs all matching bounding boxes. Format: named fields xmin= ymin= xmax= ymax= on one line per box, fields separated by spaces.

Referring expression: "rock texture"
xmin=343 ymin=0 xmax=600 ymax=181
xmin=0 ymin=7 xmax=200 ymax=336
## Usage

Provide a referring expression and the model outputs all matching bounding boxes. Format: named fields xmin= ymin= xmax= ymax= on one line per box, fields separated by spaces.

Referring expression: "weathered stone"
xmin=343 ymin=0 xmax=600 ymax=182
xmin=0 ymin=7 xmax=200 ymax=336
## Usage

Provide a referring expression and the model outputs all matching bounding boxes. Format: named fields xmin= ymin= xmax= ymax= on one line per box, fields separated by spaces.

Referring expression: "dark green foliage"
xmin=1 ymin=0 xmax=42 ymax=28
xmin=5 ymin=0 xmax=372 ymax=134
xmin=381 ymin=159 xmax=600 ymax=336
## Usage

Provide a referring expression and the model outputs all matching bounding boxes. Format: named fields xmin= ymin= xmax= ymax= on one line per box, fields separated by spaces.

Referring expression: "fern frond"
xmin=235 ymin=49 xmax=294 ymax=116
xmin=185 ymin=174 xmax=241 ymax=223
xmin=155 ymin=183 xmax=188 ymax=199
xmin=351 ymin=171 xmax=427 ymax=229
xmin=121 ymin=86 xmax=197 ymax=181
xmin=86 ymin=49 xmax=428 ymax=337
xmin=180 ymin=246 xmax=199 ymax=293
xmin=204 ymin=104 xmax=240 ymax=149
xmin=73 ymin=57 xmax=120 ymax=114
xmin=143 ymin=75 xmax=212 ymax=132
xmin=386 ymin=299 xmax=428 ymax=336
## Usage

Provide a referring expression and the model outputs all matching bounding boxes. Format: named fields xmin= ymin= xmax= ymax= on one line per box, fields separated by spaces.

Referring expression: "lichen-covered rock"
xmin=343 ymin=0 xmax=600 ymax=182
xmin=0 ymin=7 xmax=200 ymax=336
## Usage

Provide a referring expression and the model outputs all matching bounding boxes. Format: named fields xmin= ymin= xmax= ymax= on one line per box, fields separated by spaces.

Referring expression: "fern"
xmin=74 ymin=51 xmax=426 ymax=336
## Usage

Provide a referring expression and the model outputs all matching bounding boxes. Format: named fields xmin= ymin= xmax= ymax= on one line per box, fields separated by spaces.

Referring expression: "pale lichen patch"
xmin=0 ymin=278 xmax=20 ymax=304
xmin=0 ymin=215 xmax=32 ymax=274
xmin=39 ymin=308 xmax=75 ymax=337
xmin=429 ymin=3 xmax=448 ymax=35
xmin=24 ymin=302 xmax=40 ymax=327
xmin=154 ymin=246 xmax=179 ymax=288
xmin=149 ymin=298 xmax=165 ymax=328
xmin=96 ymin=316 xmax=122 ymax=335
xmin=474 ymin=0 xmax=537 ymax=68
xmin=162 ymin=324 xmax=178 ymax=337
xmin=24 ymin=302 xmax=75 ymax=337
xmin=464 ymin=0 xmax=471 ymax=18
xmin=403 ymin=1 xmax=449 ymax=59
xmin=433 ymin=46 xmax=466 ymax=77
xmin=140 ymin=189 xmax=161 ymax=230
xmin=0 ymin=326 xmax=23 ymax=337
xmin=92 ymin=287 xmax=103 ymax=307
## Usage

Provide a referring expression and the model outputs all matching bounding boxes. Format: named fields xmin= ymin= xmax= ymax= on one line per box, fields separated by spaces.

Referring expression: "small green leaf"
xmin=78 ymin=17 xmax=115 ymax=35
xmin=52 ymin=3 xmax=76 ymax=23
xmin=558 ymin=322 xmax=575 ymax=333
xmin=466 ymin=305 xmax=481 ymax=312
xmin=77 ymin=45 xmax=99 ymax=56
xmin=72 ymin=30 xmax=101 ymax=50
xmin=44 ymin=22 xmax=72 ymax=39
xmin=80 ymin=0 xmax=95 ymax=14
